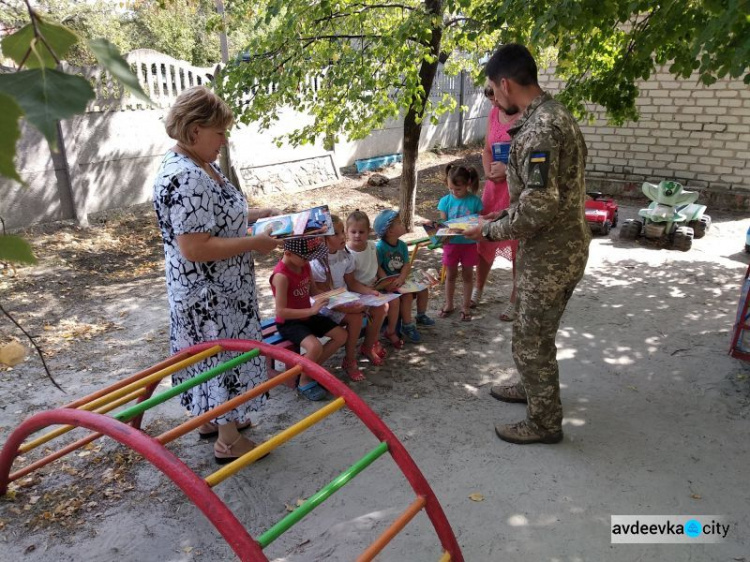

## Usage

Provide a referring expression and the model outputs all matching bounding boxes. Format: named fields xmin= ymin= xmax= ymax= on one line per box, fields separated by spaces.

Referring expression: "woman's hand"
xmin=259 ymin=207 xmax=282 ymax=218
xmin=488 ymin=161 xmax=507 ymax=182
xmin=250 ymin=231 xmax=283 ymax=254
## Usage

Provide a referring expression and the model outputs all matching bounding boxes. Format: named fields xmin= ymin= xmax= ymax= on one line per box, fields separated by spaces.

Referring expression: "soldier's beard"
xmin=502 ymin=105 xmax=520 ymax=116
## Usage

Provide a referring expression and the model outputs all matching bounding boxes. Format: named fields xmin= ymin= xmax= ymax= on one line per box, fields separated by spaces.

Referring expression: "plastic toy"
xmin=585 ymin=191 xmax=618 ymax=235
xmin=620 ymin=180 xmax=711 ymax=251
xmin=0 ymin=341 xmax=463 ymax=562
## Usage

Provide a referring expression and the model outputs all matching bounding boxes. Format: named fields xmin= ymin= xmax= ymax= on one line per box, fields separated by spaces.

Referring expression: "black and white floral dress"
xmin=153 ymin=151 xmax=265 ymax=423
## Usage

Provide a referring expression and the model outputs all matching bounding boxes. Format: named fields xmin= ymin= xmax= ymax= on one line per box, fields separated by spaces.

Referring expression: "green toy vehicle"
xmin=620 ymin=181 xmax=711 ymax=252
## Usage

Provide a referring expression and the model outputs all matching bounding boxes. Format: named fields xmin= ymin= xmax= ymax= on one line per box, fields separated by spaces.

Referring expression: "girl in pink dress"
xmin=474 ymin=85 xmax=520 ymax=321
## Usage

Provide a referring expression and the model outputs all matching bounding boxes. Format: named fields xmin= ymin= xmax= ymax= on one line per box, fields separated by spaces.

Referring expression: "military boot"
xmin=495 ymin=420 xmax=563 ymax=445
xmin=489 ymin=383 xmax=527 ymax=403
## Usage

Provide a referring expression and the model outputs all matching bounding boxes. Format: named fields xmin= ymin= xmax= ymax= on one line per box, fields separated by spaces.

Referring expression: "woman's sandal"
xmin=198 ymin=419 xmax=254 ymax=439
xmin=499 ymin=302 xmax=517 ymax=322
xmin=214 ymin=435 xmax=269 ymax=465
xmin=359 ymin=344 xmax=384 ymax=367
xmin=438 ymin=307 xmax=455 ymax=318
xmin=384 ymin=330 xmax=404 ymax=350
xmin=460 ymin=310 xmax=472 ymax=322
xmin=342 ymin=358 xmax=366 ymax=381
xmin=470 ymin=288 xmax=483 ymax=308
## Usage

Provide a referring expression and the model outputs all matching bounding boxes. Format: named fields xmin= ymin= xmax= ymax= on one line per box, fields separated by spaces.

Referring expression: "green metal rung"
xmin=257 ymin=441 xmax=389 ymax=548
xmin=114 ymin=349 xmax=260 ymax=422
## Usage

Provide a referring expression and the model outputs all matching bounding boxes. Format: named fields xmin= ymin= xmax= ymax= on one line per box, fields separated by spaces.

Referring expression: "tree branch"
xmin=0 ymin=303 xmax=64 ymax=392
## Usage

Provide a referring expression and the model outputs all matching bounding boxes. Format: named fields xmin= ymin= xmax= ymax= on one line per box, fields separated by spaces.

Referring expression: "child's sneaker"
xmin=401 ymin=322 xmax=421 ymax=343
xmin=416 ymin=312 xmax=435 ymax=326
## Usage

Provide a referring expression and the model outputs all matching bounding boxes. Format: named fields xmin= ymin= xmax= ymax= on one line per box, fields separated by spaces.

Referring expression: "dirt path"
xmin=1 ymin=153 xmax=749 ymax=561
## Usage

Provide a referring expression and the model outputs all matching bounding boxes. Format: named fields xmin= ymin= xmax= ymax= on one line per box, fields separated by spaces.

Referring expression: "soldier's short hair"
xmin=485 ymin=43 xmax=538 ymax=87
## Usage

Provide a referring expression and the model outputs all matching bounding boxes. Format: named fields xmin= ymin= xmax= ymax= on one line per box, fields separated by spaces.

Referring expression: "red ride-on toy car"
xmin=585 ymin=191 xmax=618 ymax=235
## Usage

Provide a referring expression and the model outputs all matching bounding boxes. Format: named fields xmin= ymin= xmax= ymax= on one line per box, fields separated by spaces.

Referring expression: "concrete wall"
xmin=2 ymin=49 xmax=748 ymax=230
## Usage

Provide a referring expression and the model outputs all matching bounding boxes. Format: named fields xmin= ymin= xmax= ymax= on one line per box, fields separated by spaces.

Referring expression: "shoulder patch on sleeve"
xmin=527 ymin=150 xmax=550 ymax=188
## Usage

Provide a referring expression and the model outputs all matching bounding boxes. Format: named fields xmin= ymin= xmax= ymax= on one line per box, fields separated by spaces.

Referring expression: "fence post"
xmin=53 ymin=121 xmax=87 ymax=226
xmin=457 ymin=70 xmax=465 ymax=148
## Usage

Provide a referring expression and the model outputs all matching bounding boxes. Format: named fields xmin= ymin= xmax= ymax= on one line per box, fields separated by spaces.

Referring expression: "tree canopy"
xmin=217 ymin=0 xmax=748 ymax=227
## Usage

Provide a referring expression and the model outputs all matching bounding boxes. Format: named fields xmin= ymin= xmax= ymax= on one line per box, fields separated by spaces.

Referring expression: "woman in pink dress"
xmin=473 ymin=85 xmax=520 ymax=321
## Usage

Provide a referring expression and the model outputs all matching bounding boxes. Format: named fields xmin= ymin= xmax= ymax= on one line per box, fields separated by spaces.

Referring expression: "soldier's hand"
xmin=463 ymin=223 xmax=484 ymax=241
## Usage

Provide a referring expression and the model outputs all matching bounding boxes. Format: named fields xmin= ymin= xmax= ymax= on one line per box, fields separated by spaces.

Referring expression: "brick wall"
xmin=539 ymin=67 xmax=750 ymax=196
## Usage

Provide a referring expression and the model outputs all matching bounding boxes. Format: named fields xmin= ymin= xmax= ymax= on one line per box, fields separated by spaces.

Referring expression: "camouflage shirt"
xmin=481 ymin=92 xmax=591 ymax=289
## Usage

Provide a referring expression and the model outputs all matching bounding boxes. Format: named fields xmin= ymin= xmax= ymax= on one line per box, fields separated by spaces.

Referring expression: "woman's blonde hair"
xmin=165 ymin=86 xmax=234 ymax=144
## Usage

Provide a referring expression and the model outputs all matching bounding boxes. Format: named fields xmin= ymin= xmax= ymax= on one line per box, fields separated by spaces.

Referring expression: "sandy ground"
xmin=1 ymin=152 xmax=749 ymax=562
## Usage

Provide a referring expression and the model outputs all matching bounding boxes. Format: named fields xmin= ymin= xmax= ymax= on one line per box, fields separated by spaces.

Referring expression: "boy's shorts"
xmin=442 ymin=243 xmax=479 ymax=268
xmin=277 ymin=315 xmax=339 ymax=347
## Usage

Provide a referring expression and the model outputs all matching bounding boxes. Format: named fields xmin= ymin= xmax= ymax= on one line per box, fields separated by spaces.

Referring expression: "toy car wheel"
xmin=612 ymin=211 xmax=618 ymax=228
xmin=689 ymin=215 xmax=711 ymax=239
xmin=620 ymin=219 xmax=642 ymax=240
xmin=601 ymin=220 xmax=612 ymax=235
xmin=673 ymin=226 xmax=694 ymax=252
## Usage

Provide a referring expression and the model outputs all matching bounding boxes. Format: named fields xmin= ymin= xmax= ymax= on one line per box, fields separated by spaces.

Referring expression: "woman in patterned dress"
xmin=152 ymin=86 xmax=281 ymax=463
xmin=474 ymin=84 xmax=520 ymax=321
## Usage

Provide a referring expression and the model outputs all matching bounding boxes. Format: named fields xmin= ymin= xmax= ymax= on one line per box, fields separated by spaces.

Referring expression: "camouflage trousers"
xmin=511 ymin=274 xmax=584 ymax=433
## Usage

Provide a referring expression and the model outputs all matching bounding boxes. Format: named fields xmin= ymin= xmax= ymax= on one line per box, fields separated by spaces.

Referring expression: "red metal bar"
xmin=186 ymin=340 xmax=464 ymax=562
xmin=63 ymin=351 xmax=191 ymax=409
xmin=0 ymin=409 xmax=266 ymax=561
xmin=9 ymin=432 xmax=101 ymax=482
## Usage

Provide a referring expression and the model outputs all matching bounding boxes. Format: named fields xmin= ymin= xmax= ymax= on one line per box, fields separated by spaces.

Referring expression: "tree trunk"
xmin=399 ymin=0 xmax=443 ymax=231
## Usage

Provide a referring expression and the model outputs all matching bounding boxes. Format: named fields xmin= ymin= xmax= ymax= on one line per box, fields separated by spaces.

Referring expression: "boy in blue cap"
xmin=374 ymin=209 xmax=434 ymax=343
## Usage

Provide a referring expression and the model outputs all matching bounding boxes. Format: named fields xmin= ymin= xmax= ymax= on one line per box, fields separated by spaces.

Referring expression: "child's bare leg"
xmin=386 ymin=298 xmax=400 ymax=333
xmin=343 ymin=313 xmax=363 ymax=362
xmin=443 ymin=265 xmax=457 ymax=311
xmin=299 ymin=335 xmax=323 ymax=386
xmin=476 ymin=256 xmax=491 ymax=292
xmin=317 ymin=326 xmax=347 ymax=365
xmin=461 ymin=265 xmax=473 ymax=314
xmin=416 ymin=288 xmax=429 ymax=315
xmin=364 ymin=305 xmax=386 ymax=349
xmin=400 ymin=293 xmax=414 ymax=324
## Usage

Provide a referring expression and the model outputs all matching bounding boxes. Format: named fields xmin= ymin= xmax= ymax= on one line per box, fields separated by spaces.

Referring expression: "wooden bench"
xmin=261 ymin=317 xmax=299 ymax=388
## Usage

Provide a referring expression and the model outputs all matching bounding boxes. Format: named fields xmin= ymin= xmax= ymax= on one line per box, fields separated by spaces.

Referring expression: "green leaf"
xmin=1 ymin=18 xmax=78 ymax=69
xmin=0 ymin=93 xmax=24 ymax=183
xmin=0 ymin=69 xmax=94 ymax=151
xmin=88 ymin=39 xmax=151 ymax=104
xmin=0 ymin=235 xmax=37 ymax=265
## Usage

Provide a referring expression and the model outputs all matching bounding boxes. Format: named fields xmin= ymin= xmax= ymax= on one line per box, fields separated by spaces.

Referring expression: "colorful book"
xmin=374 ymin=269 xmax=440 ymax=294
xmin=311 ymin=287 xmax=400 ymax=309
xmin=250 ymin=205 xmax=334 ymax=238
xmin=434 ymin=214 xmax=480 ymax=236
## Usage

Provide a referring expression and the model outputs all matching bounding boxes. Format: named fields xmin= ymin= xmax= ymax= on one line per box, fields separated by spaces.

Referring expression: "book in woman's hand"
xmin=250 ymin=205 xmax=334 ymax=238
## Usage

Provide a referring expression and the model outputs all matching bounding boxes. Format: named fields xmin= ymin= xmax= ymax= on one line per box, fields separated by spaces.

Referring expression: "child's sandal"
xmin=460 ymin=310 xmax=472 ymax=322
xmin=384 ymin=330 xmax=404 ymax=350
xmin=359 ymin=344 xmax=385 ymax=366
xmin=373 ymin=340 xmax=387 ymax=359
xmin=342 ymin=358 xmax=366 ymax=381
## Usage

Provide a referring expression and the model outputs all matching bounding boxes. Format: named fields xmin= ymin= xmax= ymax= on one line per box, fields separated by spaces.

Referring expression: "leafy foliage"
xmin=0 ymin=235 xmax=36 ymax=264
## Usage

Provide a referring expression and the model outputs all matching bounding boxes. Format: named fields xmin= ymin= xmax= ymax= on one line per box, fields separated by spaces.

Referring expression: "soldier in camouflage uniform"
xmin=465 ymin=44 xmax=591 ymax=445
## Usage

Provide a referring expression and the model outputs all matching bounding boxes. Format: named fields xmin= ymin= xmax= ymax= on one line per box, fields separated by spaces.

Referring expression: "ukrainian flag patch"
xmin=527 ymin=150 xmax=550 ymax=188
